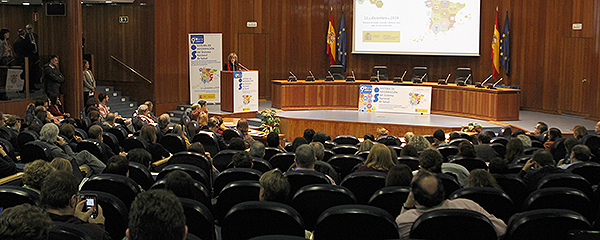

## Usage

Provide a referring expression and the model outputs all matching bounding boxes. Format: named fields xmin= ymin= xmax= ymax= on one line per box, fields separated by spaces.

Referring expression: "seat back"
xmin=102 ymin=132 xmax=120 ymax=155
xmin=168 ymin=151 xmax=213 ymax=186
xmin=79 ymin=190 xmax=128 ymax=239
xmin=411 ymin=66 xmax=428 ymax=82
xmin=449 ymin=138 xmax=469 ymax=146
xmin=323 ymin=149 xmax=335 ymax=162
xmin=222 ymin=201 xmax=305 ymax=240
xmin=74 ymin=128 xmax=88 ymax=139
xmin=17 ymin=130 xmax=39 ymax=149
xmin=356 ymin=151 xmax=370 ymax=160
xmin=368 ymin=186 xmax=410 ymax=217
xmin=375 ymin=135 xmax=402 ymax=146
xmin=76 ymin=139 xmax=107 ymax=163
xmin=523 ymin=147 xmax=540 ymax=156
xmin=213 ymin=168 xmax=262 ymax=196
xmin=506 ymin=209 xmax=591 ymax=240
xmin=80 ymin=173 xmax=142 ymax=208
xmin=438 ymin=173 xmax=461 ymax=199
xmin=121 ymin=136 xmax=149 ymax=152
xmin=251 ymin=158 xmax=272 ymax=173
xmin=0 ymin=137 xmax=18 ymax=162
xmin=313 ymin=205 xmax=399 ymax=240
xmin=107 ymin=125 xmax=128 ymax=143
xmin=323 ymin=140 xmax=337 ymax=149
xmin=449 ymin=187 xmax=515 ymax=222
xmin=550 ymin=138 xmax=567 ymax=161
xmin=269 ymin=152 xmax=296 ymax=171
xmin=192 ymin=131 xmax=220 ymax=157
xmin=492 ymin=174 xmax=528 ymax=207
xmin=490 ymin=143 xmax=506 ymax=158
xmin=332 ymin=145 xmax=359 ymax=155
xmin=128 ymin=162 xmax=155 ymax=190
xmin=20 ymin=140 xmax=53 ymax=163
xmin=523 ymin=187 xmax=596 ymax=222
xmin=179 ymin=198 xmax=215 ymax=240
xmin=214 ymin=180 xmax=261 ymax=223
xmin=264 ymin=147 xmax=285 ymax=162
xmin=213 ymin=150 xmax=241 ymax=172
xmin=568 ymin=162 xmax=600 ymax=186
xmin=491 ymin=136 xmax=509 ymax=146
xmin=285 ymin=170 xmax=331 ymax=199
xmin=537 ymin=173 xmax=593 ymax=199
xmin=0 ymin=126 xmax=18 ymax=151
xmin=49 ymin=222 xmax=93 ymax=240
xmin=340 ymin=172 xmax=387 ymax=204
xmin=450 ymin=157 xmax=488 ymax=171
xmin=581 ymin=135 xmax=600 ymax=158
xmin=222 ymin=128 xmax=242 ymax=143
xmin=0 ymin=185 xmax=40 ymax=208
xmin=410 ymin=209 xmax=497 ymax=240
xmin=151 ymin=179 xmax=211 ymax=208
xmin=157 ymin=164 xmax=210 ymax=190
xmin=290 ymin=184 xmax=356 ymax=231
xmin=332 ymin=135 xmax=360 ymax=145
xmin=437 ymin=145 xmax=459 ymax=162
xmin=160 ymin=133 xmax=187 ymax=154
xmin=397 ymin=156 xmax=420 ymax=171
xmin=328 ymin=154 xmax=365 ymax=180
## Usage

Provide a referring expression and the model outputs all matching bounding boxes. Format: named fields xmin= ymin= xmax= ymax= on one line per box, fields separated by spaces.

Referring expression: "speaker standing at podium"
xmin=223 ymin=52 xmax=240 ymax=71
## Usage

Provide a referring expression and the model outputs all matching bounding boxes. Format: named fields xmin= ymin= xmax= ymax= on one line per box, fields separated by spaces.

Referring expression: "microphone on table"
xmin=306 ymin=70 xmax=315 ymax=81
xmin=326 ymin=71 xmax=335 ymax=81
xmin=488 ymin=78 xmax=503 ymax=89
xmin=438 ymin=73 xmax=451 ymax=85
xmin=288 ymin=71 xmax=298 ymax=82
xmin=237 ymin=63 xmax=249 ymax=71
xmin=457 ymin=73 xmax=470 ymax=86
xmin=476 ymin=74 xmax=492 ymax=88
xmin=346 ymin=70 xmax=355 ymax=82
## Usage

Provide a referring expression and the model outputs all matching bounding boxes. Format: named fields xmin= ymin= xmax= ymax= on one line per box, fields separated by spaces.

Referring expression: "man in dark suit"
xmin=24 ymin=24 xmax=41 ymax=88
xmin=43 ymin=55 xmax=65 ymax=95
xmin=12 ymin=29 xmax=29 ymax=66
xmin=517 ymin=149 xmax=565 ymax=192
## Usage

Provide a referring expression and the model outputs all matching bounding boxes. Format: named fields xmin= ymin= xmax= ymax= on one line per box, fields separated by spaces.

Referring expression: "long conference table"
xmin=271 ymin=80 xmax=520 ymax=121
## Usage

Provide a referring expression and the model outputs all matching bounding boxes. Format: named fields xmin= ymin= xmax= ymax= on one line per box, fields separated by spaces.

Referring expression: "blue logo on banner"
xmin=234 ymin=72 xmax=242 ymax=78
xmin=238 ymin=83 xmax=243 ymax=90
xmin=190 ymin=35 xmax=204 ymax=44
xmin=191 ymin=45 xmax=197 ymax=50
xmin=360 ymin=85 xmax=372 ymax=94
xmin=374 ymin=94 xmax=379 ymax=102
xmin=374 ymin=87 xmax=380 ymax=93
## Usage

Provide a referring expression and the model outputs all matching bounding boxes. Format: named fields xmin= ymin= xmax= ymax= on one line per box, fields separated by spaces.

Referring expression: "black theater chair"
xmin=437 ymin=145 xmax=459 ymax=162
xmin=523 ymin=187 xmax=596 ymax=222
xmin=192 ymin=131 xmax=221 ymax=157
xmin=151 ymin=179 xmax=211 ymax=208
xmin=160 ymin=133 xmax=187 ymax=154
xmin=102 ymin=132 xmax=121 ymax=155
xmin=312 ymin=205 xmax=399 ymax=240
xmin=332 ymin=135 xmax=360 ymax=145
xmin=121 ymin=136 xmax=149 ymax=152
xmin=128 ymin=161 xmax=155 ymax=190
xmin=79 ymin=190 xmax=129 ymax=239
xmin=156 ymin=164 xmax=210 ymax=190
xmin=397 ymin=156 xmax=420 ymax=171
xmin=264 ymin=147 xmax=285 ymax=163
xmin=449 ymin=187 xmax=515 ymax=222
xmin=168 ymin=151 xmax=213 ymax=185
xmin=340 ymin=172 xmax=387 ymax=204
xmin=213 ymin=149 xmax=241 ymax=172
xmin=492 ymin=173 xmax=528 ymax=207
xmin=20 ymin=140 xmax=53 ymax=163
xmin=285 ymin=170 xmax=331 ymax=199
xmin=332 ymin=145 xmax=359 ymax=155
xmin=76 ymin=139 xmax=108 ymax=163
xmin=505 ymin=209 xmax=592 ymax=240
xmin=290 ymin=184 xmax=356 ymax=231
xmin=368 ymin=186 xmax=411 ymax=217
xmin=221 ymin=201 xmax=305 ymax=240
xmin=0 ymin=185 xmax=40 ymax=208
xmin=410 ymin=209 xmax=497 ymax=240
xmin=179 ymin=197 xmax=215 ymax=240
xmin=49 ymin=222 xmax=93 ymax=240
xmin=328 ymin=154 xmax=365 ymax=180
xmin=213 ymin=168 xmax=262 ymax=196
xmin=269 ymin=152 xmax=296 ymax=171
xmin=214 ymin=180 xmax=261 ymax=224
xmin=80 ymin=173 xmax=142 ymax=208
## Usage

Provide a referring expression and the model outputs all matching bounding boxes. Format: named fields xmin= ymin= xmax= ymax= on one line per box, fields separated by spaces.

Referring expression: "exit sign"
xmin=119 ymin=16 xmax=129 ymax=24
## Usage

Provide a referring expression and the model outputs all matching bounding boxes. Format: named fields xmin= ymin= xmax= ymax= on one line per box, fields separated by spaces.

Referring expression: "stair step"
xmin=108 ymin=91 xmax=122 ymax=98
xmin=177 ymin=105 xmax=191 ymax=112
xmin=97 ymin=86 xmax=114 ymax=92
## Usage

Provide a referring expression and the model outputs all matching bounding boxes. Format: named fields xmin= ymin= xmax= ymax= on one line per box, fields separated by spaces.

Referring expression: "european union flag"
xmin=500 ymin=11 xmax=510 ymax=76
xmin=337 ymin=12 xmax=347 ymax=71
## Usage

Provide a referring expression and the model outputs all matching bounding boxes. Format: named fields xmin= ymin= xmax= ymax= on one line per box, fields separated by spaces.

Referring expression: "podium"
xmin=220 ymin=70 xmax=259 ymax=113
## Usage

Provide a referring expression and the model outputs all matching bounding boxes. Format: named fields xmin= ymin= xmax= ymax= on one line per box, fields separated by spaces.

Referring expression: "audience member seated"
xmin=377 ymin=127 xmax=390 ymax=139
xmin=357 ymin=144 xmax=396 ymax=175
xmin=290 ymin=137 xmax=308 ymax=153
xmin=456 ymin=140 xmax=478 ymax=159
xmin=409 ymin=135 xmax=432 ymax=151
xmin=35 ymin=109 xmax=53 ymax=125
xmin=23 ymin=160 xmax=55 ymax=193
xmin=303 ymin=128 xmax=315 ymax=142
xmin=488 ymin=157 xmax=508 ymax=174
xmin=559 ymin=144 xmax=591 ymax=169
xmin=136 ymin=105 xmax=154 ymax=125
xmin=419 ymin=149 xmax=469 ymax=187
xmin=259 ymin=169 xmax=290 ymax=203
xmin=6 ymin=115 xmax=21 ymax=133
xmin=187 ymin=103 xmax=201 ymax=122
xmin=517 ymin=149 xmax=565 ymax=192
xmin=172 ymin=124 xmax=190 ymax=148
xmin=140 ymin=125 xmax=171 ymax=162
xmin=164 ymin=170 xmax=198 ymax=200
xmin=466 ymin=169 xmax=501 ymax=189
xmin=208 ymin=117 xmax=227 ymax=150
xmin=385 ymin=164 xmax=413 ymax=187
xmin=96 ymin=93 xmax=109 ymax=119
xmin=364 ymin=133 xmax=375 ymax=142
xmin=59 ymin=123 xmax=83 ymax=146
xmin=267 ymin=132 xmax=285 ymax=151
xmin=357 ymin=139 xmax=374 ymax=153
xmin=127 ymin=189 xmax=187 ymax=240
xmin=312 ymin=131 xmax=330 ymax=144
xmin=533 ymin=122 xmax=548 ymax=139
xmin=48 ymin=93 xmax=70 ymax=118
xmin=572 ymin=125 xmax=588 ymax=141
xmin=309 ymin=142 xmax=340 ymax=183
xmin=505 ymin=138 xmax=524 ymax=163
xmin=395 ymin=170 xmax=506 ymax=238
xmin=516 ymin=134 xmax=532 ymax=149
xmin=404 ymin=132 xmax=415 ymax=145
xmin=41 ymin=170 xmax=111 ymax=240
xmin=400 ymin=144 xmax=418 ymax=157
xmin=228 ymin=137 xmax=247 ymax=151
xmin=448 ymin=132 xmax=461 ymax=142
xmin=104 ymin=113 xmax=118 ymax=128
xmin=87 ymin=110 xmax=105 ymax=130
xmin=89 ymin=125 xmax=117 ymax=160
xmin=0 ymin=143 xmax=16 ymax=178
xmin=543 ymin=127 xmax=562 ymax=150
xmin=41 ymin=123 xmax=105 ymax=176
xmin=197 ymin=112 xmax=209 ymax=130
xmin=0 ymin=204 xmax=53 ymax=240
xmin=103 ymin=155 xmax=129 ymax=176
xmin=187 ymin=142 xmax=206 ymax=155
xmin=236 ymin=118 xmax=254 ymax=148
xmin=291 ymin=144 xmax=335 ymax=184
xmin=249 ymin=141 xmax=266 ymax=159
xmin=432 ymin=129 xmax=448 ymax=147
xmin=143 ymin=101 xmax=159 ymax=123
xmin=126 ymin=148 xmax=153 ymax=170
xmin=231 ymin=151 xmax=253 ymax=168
xmin=50 ymin=158 xmax=74 ymax=172
xmin=158 ymin=114 xmax=171 ymax=135
xmin=559 ymin=138 xmax=580 ymax=165
xmin=474 ymin=132 xmax=499 ymax=162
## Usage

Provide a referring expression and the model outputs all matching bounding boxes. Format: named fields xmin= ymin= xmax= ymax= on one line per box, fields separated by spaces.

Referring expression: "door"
xmin=558 ymin=37 xmax=595 ymax=116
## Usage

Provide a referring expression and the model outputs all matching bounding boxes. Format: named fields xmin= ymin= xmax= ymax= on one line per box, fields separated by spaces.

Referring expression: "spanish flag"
xmin=492 ymin=8 xmax=500 ymax=78
xmin=327 ymin=10 xmax=336 ymax=65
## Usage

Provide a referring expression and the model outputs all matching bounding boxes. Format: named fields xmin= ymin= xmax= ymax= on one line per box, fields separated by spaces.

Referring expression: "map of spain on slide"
xmin=426 ymin=0 xmax=466 ymax=34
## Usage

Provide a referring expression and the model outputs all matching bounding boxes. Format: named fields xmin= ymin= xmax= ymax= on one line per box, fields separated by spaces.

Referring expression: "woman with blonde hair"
xmin=172 ymin=124 xmax=191 ymax=148
xmin=408 ymin=135 xmax=432 ymax=151
xmin=357 ymin=144 xmax=397 ymax=175
xmin=23 ymin=160 xmax=55 ymax=193
xmin=140 ymin=125 xmax=171 ymax=162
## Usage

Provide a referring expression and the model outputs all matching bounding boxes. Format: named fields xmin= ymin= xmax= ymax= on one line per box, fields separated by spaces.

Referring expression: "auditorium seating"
xmin=0 ymin=185 xmax=40 ymax=208
xmin=121 ymin=136 xmax=149 ymax=152
xmin=332 ymin=135 xmax=360 ymax=145
xmin=410 ymin=209 xmax=497 ymax=240
xmin=79 ymin=190 xmax=129 ymax=239
xmin=568 ymin=162 xmax=600 ymax=186
xmin=438 ymin=173 xmax=461 ymax=199
xmin=80 ymin=173 xmax=142 ymax=208
xmin=490 ymin=142 xmax=506 ymax=158
xmin=324 ymin=140 xmax=337 ymax=149
xmin=449 ymin=187 xmax=515 ymax=222
xmin=20 ymin=140 xmax=53 ymax=163
xmin=192 ymin=131 xmax=220 ymax=157
xmin=505 ymin=209 xmax=592 ymax=240
xmin=340 ymin=172 xmax=387 ymax=204
xmin=49 ymin=221 xmax=93 ymax=240
xmin=0 ymin=137 xmax=18 ymax=162
xmin=160 ymin=133 xmax=187 ymax=154
xmin=523 ymin=187 xmax=596 ymax=222
xmin=17 ymin=130 xmax=39 ymax=150
xmin=102 ymin=132 xmax=121 ymax=155
xmin=250 ymin=158 xmax=272 ymax=173
xmin=213 ymin=168 xmax=262 ymax=196
xmin=450 ymin=157 xmax=488 ymax=171
xmin=168 ymin=152 xmax=214 ymax=184
xmin=213 ymin=149 xmax=241 ymax=172
xmin=269 ymin=152 xmax=296 ymax=171
xmin=437 ymin=145 xmax=459 ymax=162
xmin=323 ymin=149 xmax=335 ymax=162
xmin=332 ymin=145 xmax=359 ymax=155
xmin=389 ymin=145 xmax=403 ymax=156
xmin=312 ymin=205 xmax=399 ymax=240
xmin=214 ymin=180 xmax=261 ymax=223
xmin=449 ymin=138 xmax=469 ymax=146
xmin=328 ymin=154 xmax=365 ymax=180
xmin=222 ymin=128 xmax=242 ymax=143
xmin=581 ymin=135 xmax=600 ymax=157
xmin=290 ymin=184 xmax=356 ymax=231
xmin=368 ymin=186 xmax=410 ymax=217
xmin=492 ymin=173 xmax=528 ymax=207
xmin=107 ymin=125 xmax=128 ymax=144
xmin=128 ymin=161 xmax=154 ymax=190
xmin=285 ymin=170 xmax=331 ymax=200
xmin=356 ymin=150 xmax=369 ymax=160
xmin=397 ymin=156 xmax=420 ymax=171
xmin=151 ymin=179 xmax=211 ymax=208
xmin=536 ymin=173 xmax=593 ymax=199
xmin=264 ymin=147 xmax=285 ymax=162
xmin=491 ymin=136 xmax=509 ymax=146
xmin=156 ymin=164 xmax=210 ymax=190
xmin=76 ymin=139 xmax=107 ymax=163
xmin=221 ymin=201 xmax=305 ymax=240
xmin=179 ymin=197 xmax=215 ymax=240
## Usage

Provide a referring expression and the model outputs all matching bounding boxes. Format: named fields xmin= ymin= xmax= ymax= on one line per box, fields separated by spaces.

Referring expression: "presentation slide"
xmin=353 ymin=0 xmax=481 ymax=56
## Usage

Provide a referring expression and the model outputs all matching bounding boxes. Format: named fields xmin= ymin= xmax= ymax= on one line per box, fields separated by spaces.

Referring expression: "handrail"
xmin=110 ymin=55 xmax=153 ymax=84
